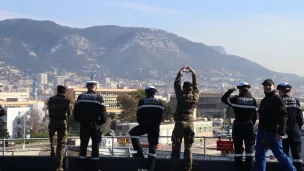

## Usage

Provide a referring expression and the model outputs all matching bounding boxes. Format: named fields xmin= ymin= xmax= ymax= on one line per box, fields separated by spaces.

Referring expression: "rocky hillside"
xmin=0 ymin=19 xmax=301 ymax=81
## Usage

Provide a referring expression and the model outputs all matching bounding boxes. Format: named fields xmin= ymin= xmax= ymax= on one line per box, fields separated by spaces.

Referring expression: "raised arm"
xmin=221 ymin=88 xmax=236 ymax=106
xmin=174 ymin=67 xmax=186 ymax=96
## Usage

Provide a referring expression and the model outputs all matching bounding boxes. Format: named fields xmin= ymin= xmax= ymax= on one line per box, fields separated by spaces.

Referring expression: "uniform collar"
xmin=264 ymin=90 xmax=276 ymax=97
xmin=239 ymin=91 xmax=252 ymax=97
xmin=87 ymin=90 xmax=96 ymax=93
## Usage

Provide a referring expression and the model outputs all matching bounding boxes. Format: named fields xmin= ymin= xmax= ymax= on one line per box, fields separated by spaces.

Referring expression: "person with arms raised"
xmin=169 ymin=66 xmax=199 ymax=171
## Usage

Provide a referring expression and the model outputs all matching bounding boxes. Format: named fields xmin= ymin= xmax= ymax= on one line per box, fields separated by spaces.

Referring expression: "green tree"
xmin=0 ymin=118 xmax=9 ymax=139
xmin=109 ymin=112 xmax=117 ymax=121
xmin=117 ymin=90 xmax=145 ymax=122
xmin=162 ymin=101 xmax=176 ymax=121
xmin=102 ymin=116 xmax=112 ymax=135
xmin=117 ymin=90 xmax=176 ymax=122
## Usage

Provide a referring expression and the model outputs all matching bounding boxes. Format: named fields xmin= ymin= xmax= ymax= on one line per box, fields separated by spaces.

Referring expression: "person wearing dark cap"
xmin=277 ymin=82 xmax=303 ymax=171
xmin=169 ymin=66 xmax=199 ymax=171
xmin=254 ymin=79 xmax=296 ymax=171
xmin=129 ymin=85 xmax=164 ymax=171
xmin=47 ymin=85 xmax=72 ymax=171
xmin=73 ymin=81 xmax=107 ymax=171
xmin=0 ymin=104 xmax=6 ymax=117
xmin=221 ymin=81 xmax=257 ymax=171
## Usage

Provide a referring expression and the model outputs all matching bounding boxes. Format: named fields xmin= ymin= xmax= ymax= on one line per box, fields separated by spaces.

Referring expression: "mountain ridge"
xmin=0 ymin=18 xmax=302 ymax=82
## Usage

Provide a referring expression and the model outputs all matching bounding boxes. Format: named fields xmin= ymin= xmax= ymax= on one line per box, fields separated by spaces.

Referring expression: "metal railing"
xmin=0 ymin=136 xmax=225 ymax=157
xmin=0 ymin=136 xmax=301 ymax=161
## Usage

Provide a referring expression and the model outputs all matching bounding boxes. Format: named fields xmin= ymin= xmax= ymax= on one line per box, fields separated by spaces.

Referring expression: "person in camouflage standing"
xmin=48 ymin=85 xmax=72 ymax=171
xmin=169 ymin=66 xmax=199 ymax=171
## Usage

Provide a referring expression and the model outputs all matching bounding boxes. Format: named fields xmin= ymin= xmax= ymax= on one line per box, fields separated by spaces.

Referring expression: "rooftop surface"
xmin=0 ymin=156 xmax=297 ymax=171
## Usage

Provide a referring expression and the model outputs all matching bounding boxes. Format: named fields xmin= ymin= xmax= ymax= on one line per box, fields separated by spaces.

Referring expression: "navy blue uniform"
xmin=0 ymin=105 xmax=5 ymax=117
xmin=129 ymin=97 xmax=164 ymax=171
xmin=222 ymin=89 xmax=257 ymax=171
xmin=282 ymin=95 xmax=303 ymax=171
xmin=74 ymin=90 xmax=107 ymax=170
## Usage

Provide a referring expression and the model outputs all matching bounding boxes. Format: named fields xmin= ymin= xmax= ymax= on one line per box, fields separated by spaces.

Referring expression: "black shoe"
xmin=133 ymin=152 xmax=144 ymax=158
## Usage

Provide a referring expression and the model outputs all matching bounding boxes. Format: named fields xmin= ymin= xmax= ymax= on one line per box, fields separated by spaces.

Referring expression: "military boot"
xmin=133 ymin=151 xmax=144 ymax=158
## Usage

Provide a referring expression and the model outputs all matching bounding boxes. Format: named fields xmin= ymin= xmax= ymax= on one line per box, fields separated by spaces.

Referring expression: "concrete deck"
xmin=0 ymin=156 xmax=300 ymax=171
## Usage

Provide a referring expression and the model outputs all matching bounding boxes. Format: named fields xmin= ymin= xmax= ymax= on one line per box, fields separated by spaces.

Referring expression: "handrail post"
xmin=111 ymin=135 xmax=114 ymax=156
xmin=203 ymin=137 xmax=206 ymax=159
xmin=2 ymin=138 xmax=5 ymax=156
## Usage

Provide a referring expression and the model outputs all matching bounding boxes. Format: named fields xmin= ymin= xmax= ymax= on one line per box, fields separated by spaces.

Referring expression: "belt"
xmin=234 ymin=120 xmax=252 ymax=124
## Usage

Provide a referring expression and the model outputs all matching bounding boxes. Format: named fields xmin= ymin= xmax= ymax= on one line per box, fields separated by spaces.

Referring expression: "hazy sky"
xmin=1 ymin=0 xmax=304 ymax=76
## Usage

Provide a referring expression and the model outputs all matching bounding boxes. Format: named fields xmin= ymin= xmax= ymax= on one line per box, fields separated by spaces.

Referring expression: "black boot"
xmin=147 ymin=156 xmax=156 ymax=171
xmin=133 ymin=151 xmax=144 ymax=158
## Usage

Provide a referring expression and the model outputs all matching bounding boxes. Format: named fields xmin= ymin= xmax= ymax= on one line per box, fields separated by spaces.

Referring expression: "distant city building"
xmin=36 ymin=73 xmax=48 ymax=85
xmin=170 ymin=93 xmax=227 ymax=117
xmin=0 ymin=92 xmax=30 ymax=102
xmin=18 ymin=79 xmax=32 ymax=86
xmin=115 ymin=120 xmax=213 ymax=144
xmin=53 ymin=76 xmax=65 ymax=87
xmin=104 ymin=78 xmax=111 ymax=87
xmin=0 ymin=101 xmax=45 ymax=107
xmin=64 ymin=88 xmax=137 ymax=113
xmin=17 ymin=87 xmax=30 ymax=93
xmin=2 ymin=107 xmax=31 ymax=138
xmin=110 ymin=81 xmax=118 ymax=88
xmin=0 ymin=101 xmax=46 ymax=138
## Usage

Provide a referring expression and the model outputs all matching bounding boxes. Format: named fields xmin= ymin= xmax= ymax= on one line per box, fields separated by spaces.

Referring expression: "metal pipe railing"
xmin=0 ymin=135 xmax=301 ymax=161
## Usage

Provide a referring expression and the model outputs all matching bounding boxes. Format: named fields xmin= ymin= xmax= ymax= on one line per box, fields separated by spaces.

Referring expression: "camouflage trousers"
xmin=170 ymin=121 xmax=195 ymax=171
xmin=49 ymin=120 xmax=67 ymax=170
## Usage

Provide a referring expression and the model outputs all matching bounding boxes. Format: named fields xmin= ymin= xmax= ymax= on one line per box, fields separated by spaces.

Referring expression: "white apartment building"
xmin=36 ymin=73 xmax=48 ymax=85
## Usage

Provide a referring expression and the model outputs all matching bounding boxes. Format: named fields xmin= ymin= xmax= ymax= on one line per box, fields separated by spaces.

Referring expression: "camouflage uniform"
xmin=48 ymin=94 xmax=72 ymax=171
xmin=170 ymin=72 xmax=199 ymax=171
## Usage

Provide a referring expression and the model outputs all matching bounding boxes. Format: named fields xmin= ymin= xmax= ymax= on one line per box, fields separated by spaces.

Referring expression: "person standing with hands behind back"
xmin=47 ymin=85 xmax=72 ymax=171
xmin=169 ymin=66 xmax=199 ymax=171
xmin=73 ymin=81 xmax=107 ymax=171
xmin=277 ymin=82 xmax=303 ymax=171
xmin=254 ymin=79 xmax=296 ymax=171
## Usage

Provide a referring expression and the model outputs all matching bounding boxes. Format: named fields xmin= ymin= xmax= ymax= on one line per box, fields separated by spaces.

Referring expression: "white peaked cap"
xmin=85 ymin=81 xmax=99 ymax=85
xmin=238 ymin=81 xmax=249 ymax=86
xmin=278 ymin=82 xmax=289 ymax=86
xmin=145 ymin=85 xmax=157 ymax=92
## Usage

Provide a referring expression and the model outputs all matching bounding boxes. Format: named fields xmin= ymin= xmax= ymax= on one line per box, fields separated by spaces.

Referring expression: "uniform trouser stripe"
xmin=148 ymin=153 xmax=156 ymax=157
xmin=292 ymin=159 xmax=302 ymax=162
xmin=232 ymin=153 xmax=254 ymax=157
